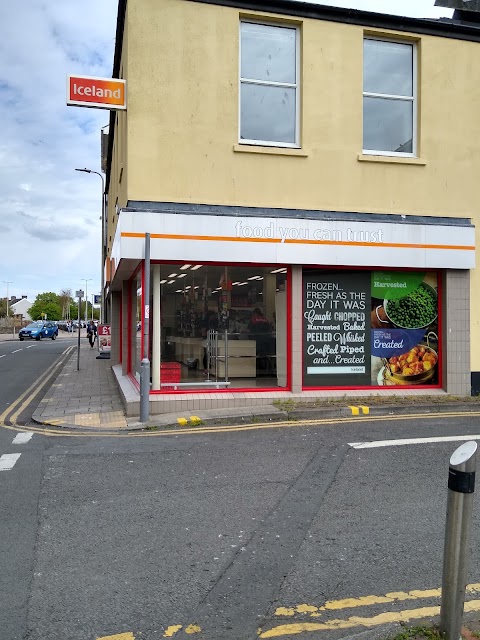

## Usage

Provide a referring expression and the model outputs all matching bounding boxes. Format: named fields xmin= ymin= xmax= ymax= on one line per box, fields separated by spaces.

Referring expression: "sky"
xmin=0 ymin=1 xmax=453 ymax=306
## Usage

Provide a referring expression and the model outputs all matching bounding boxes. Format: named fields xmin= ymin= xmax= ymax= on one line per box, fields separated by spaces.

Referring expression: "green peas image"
xmin=385 ymin=283 xmax=437 ymax=329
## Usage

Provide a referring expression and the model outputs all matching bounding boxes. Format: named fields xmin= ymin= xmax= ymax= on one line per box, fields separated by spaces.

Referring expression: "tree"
xmin=69 ymin=302 xmax=78 ymax=320
xmin=0 ymin=298 xmax=11 ymax=318
xmin=29 ymin=292 xmax=62 ymax=321
xmin=58 ymin=288 xmax=73 ymax=320
xmin=42 ymin=302 xmax=62 ymax=321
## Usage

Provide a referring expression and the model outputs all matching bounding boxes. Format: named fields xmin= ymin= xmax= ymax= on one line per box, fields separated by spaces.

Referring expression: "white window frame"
xmin=239 ymin=20 xmax=300 ymax=149
xmin=363 ymin=37 xmax=417 ymax=158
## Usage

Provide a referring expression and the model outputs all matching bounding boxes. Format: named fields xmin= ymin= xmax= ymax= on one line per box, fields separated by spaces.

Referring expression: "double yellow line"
xmin=0 ymin=345 xmax=75 ymax=427
xmin=96 ymin=584 xmax=480 ymax=639
xmin=260 ymin=584 xmax=480 ymax=637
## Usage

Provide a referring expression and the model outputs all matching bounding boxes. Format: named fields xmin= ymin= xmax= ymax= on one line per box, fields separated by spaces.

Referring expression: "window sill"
xmin=234 ymin=144 xmax=309 ymax=157
xmin=358 ymin=153 xmax=427 ymax=166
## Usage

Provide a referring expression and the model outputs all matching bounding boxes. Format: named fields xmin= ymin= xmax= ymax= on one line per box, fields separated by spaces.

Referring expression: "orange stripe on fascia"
xmin=120 ymin=232 xmax=474 ymax=251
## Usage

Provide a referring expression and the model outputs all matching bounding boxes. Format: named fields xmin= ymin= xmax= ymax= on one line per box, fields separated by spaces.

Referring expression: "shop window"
xmin=303 ymin=269 xmax=439 ymax=388
xmin=150 ymin=264 xmax=288 ymax=391
xmin=240 ymin=21 xmax=299 ymax=147
xmin=363 ymin=38 xmax=416 ymax=156
xmin=133 ymin=272 xmax=142 ymax=382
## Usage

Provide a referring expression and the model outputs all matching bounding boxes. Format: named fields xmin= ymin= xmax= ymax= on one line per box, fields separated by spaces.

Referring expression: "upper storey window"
xmin=363 ymin=38 xmax=417 ymax=156
xmin=240 ymin=21 xmax=299 ymax=148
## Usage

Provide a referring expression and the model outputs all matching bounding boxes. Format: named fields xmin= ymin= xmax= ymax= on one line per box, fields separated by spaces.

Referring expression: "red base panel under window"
xmin=161 ymin=362 xmax=181 ymax=383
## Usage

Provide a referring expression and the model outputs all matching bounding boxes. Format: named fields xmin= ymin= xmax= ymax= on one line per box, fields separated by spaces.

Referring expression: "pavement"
xmin=2 ymin=329 xmax=480 ymax=434
xmin=0 ymin=330 xmax=129 ymax=431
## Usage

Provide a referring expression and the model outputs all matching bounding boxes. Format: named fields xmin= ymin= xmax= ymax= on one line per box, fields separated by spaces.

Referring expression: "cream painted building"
xmin=104 ymin=0 xmax=479 ymax=415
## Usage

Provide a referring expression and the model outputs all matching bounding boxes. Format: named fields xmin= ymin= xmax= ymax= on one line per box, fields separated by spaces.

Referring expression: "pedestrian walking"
xmin=86 ymin=320 xmax=97 ymax=348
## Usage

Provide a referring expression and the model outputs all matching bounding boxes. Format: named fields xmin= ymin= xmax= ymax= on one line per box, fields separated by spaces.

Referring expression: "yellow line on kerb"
xmin=4 ymin=408 xmax=480 ymax=439
xmin=261 ymin=599 xmax=480 ymax=638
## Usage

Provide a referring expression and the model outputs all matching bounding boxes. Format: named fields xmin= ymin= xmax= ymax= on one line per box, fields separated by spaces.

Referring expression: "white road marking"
xmin=349 ymin=435 xmax=480 ymax=450
xmin=26 ymin=345 xmax=35 ymax=349
xmin=0 ymin=453 xmax=21 ymax=471
xmin=12 ymin=432 xmax=33 ymax=444
xmin=0 ymin=355 xmax=5 ymax=358
xmin=11 ymin=349 xmax=23 ymax=354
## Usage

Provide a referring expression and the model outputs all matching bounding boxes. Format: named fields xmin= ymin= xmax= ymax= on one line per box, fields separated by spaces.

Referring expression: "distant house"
xmin=10 ymin=297 xmax=32 ymax=321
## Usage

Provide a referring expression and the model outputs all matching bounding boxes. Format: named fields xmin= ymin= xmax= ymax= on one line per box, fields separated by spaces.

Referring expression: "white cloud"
xmin=0 ymin=0 xmax=116 ymax=300
xmin=0 ymin=0 xmax=454 ymax=301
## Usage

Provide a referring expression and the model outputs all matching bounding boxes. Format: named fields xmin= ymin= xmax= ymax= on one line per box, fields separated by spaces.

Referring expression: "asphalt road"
xmin=0 ymin=335 xmax=77 ymax=421
xmin=0 ymin=425 xmax=45 ymax=640
xmin=2 ymin=345 xmax=480 ymax=639
xmin=0 ymin=335 xmax=78 ymax=640
xmin=2 ymin=410 xmax=480 ymax=639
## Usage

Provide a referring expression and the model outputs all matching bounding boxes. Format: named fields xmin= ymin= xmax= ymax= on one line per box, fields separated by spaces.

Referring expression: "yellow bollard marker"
xmin=348 ymin=405 xmax=360 ymax=416
xmin=177 ymin=417 xmax=188 ymax=426
xmin=360 ymin=405 xmax=370 ymax=415
xmin=190 ymin=416 xmax=202 ymax=425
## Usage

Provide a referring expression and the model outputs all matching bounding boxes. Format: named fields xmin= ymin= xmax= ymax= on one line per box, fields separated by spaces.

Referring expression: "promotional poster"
xmin=303 ymin=270 xmax=438 ymax=387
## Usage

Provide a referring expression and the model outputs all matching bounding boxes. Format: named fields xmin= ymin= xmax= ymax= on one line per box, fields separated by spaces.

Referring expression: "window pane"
xmin=364 ymin=39 xmax=413 ymax=97
xmin=158 ymin=264 xmax=288 ymax=389
xmin=241 ymin=83 xmax=296 ymax=144
xmin=134 ymin=273 xmax=142 ymax=380
xmin=363 ymin=96 xmax=413 ymax=153
xmin=241 ymin=22 xmax=296 ymax=84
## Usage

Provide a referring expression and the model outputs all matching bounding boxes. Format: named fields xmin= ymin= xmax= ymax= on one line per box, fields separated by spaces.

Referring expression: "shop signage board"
xmin=98 ymin=324 xmax=111 ymax=353
xmin=66 ymin=75 xmax=126 ymax=110
xmin=303 ymin=270 xmax=439 ymax=388
xmin=114 ymin=211 xmax=475 ymax=271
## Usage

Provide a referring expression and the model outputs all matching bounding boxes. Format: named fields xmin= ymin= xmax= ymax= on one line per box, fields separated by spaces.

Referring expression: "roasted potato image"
xmin=385 ymin=345 xmax=438 ymax=383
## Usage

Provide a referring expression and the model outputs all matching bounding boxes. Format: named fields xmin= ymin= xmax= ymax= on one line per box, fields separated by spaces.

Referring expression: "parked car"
xmin=19 ymin=321 xmax=59 ymax=341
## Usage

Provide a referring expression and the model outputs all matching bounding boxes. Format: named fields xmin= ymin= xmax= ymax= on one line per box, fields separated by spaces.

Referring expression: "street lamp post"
xmin=75 ymin=168 xmax=106 ymax=323
xmin=2 ymin=281 xmax=13 ymax=318
xmin=82 ymin=279 xmax=92 ymax=326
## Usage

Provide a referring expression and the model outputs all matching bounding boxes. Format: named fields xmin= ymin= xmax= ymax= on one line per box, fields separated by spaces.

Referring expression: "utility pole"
xmin=76 ymin=290 xmax=84 ymax=371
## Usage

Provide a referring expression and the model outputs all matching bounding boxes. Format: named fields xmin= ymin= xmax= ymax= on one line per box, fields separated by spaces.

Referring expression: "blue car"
xmin=19 ymin=321 xmax=59 ymax=341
